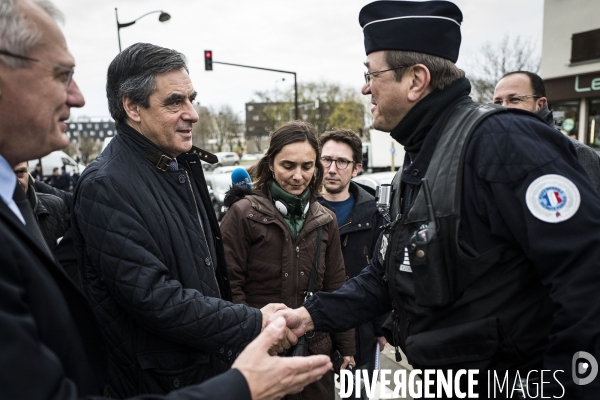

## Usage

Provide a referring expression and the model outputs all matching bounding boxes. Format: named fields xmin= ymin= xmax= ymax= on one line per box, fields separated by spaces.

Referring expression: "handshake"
xmin=235 ymin=303 xmax=355 ymax=400
xmin=260 ymin=304 xmax=355 ymax=369
xmin=259 ymin=303 xmax=316 ymax=354
xmin=230 ymin=305 xmax=326 ymax=400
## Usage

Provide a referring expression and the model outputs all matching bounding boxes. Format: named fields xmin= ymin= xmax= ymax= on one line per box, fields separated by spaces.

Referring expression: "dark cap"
xmin=359 ymin=1 xmax=463 ymax=63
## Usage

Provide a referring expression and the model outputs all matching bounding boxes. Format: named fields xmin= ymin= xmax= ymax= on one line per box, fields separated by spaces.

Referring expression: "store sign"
xmin=575 ymin=75 xmax=600 ymax=92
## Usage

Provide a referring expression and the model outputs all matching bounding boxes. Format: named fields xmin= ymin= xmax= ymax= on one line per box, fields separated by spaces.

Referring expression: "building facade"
xmin=542 ymin=0 xmax=600 ymax=148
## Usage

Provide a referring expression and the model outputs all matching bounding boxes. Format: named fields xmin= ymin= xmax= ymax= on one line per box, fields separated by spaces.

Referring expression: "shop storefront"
xmin=545 ymin=71 xmax=600 ymax=150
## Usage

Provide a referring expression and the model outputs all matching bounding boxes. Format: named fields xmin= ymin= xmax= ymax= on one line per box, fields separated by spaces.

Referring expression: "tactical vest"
xmin=383 ymin=102 xmax=555 ymax=372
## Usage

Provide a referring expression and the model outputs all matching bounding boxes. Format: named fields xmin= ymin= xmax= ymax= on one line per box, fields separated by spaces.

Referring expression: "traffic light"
xmin=204 ymin=50 xmax=213 ymax=71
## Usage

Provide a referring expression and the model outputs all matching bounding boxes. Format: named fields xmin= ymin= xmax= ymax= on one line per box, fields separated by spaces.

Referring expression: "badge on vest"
xmin=525 ymin=174 xmax=580 ymax=223
xmin=378 ymin=234 xmax=389 ymax=265
xmin=399 ymin=247 xmax=412 ymax=273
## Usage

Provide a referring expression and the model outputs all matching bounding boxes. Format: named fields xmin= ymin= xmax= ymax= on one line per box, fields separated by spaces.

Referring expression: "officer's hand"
xmin=233 ymin=317 xmax=332 ymax=400
xmin=269 ymin=307 xmax=315 ymax=338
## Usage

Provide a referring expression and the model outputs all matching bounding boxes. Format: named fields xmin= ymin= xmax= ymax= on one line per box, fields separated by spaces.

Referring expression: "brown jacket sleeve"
xmin=321 ymin=214 xmax=355 ymax=357
xmin=220 ymin=200 xmax=249 ymax=306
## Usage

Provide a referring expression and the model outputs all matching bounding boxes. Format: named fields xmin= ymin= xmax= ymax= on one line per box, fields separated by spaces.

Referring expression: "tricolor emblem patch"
xmin=525 ymin=174 xmax=580 ymax=223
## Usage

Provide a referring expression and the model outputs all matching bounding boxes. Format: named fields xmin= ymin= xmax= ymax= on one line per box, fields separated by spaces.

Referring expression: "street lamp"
xmin=115 ymin=8 xmax=171 ymax=52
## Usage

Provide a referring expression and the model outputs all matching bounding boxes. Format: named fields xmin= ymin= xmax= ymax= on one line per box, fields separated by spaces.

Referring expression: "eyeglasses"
xmin=492 ymin=94 xmax=540 ymax=106
xmin=321 ymin=156 xmax=356 ymax=170
xmin=364 ymin=65 xmax=411 ymax=85
xmin=0 ymin=49 xmax=74 ymax=89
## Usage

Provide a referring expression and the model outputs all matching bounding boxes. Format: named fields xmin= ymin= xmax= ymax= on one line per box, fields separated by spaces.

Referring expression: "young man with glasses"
xmin=319 ymin=129 xmax=386 ymax=399
xmin=494 ymin=70 xmax=600 ymax=194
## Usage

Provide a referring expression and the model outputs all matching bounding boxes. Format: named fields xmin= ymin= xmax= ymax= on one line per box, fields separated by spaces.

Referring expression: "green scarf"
xmin=270 ymin=181 xmax=311 ymax=241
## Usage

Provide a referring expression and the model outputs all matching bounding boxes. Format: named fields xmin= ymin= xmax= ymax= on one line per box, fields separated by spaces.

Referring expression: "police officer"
xmin=274 ymin=1 xmax=600 ymax=398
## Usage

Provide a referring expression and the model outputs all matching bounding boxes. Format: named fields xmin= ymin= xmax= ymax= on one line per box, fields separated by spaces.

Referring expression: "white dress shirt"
xmin=0 ymin=155 xmax=26 ymax=224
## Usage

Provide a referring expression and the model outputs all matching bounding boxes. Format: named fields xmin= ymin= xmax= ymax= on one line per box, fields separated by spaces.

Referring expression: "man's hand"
xmin=233 ymin=317 xmax=332 ymax=400
xmin=260 ymin=303 xmax=296 ymax=354
xmin=268 ymin=307 xmax=315 ymax=338
xmin=376 ymin=336 xmax=387 ymax=351
xmin=340 ymin=355 xmax=356 ymax=371
xmin=260 ymin=303 xmax=288 ymax=329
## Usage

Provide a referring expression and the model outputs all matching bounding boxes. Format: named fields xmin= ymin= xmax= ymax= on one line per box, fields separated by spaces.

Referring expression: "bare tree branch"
xmin=467 ymin=34 xmax=540 ymax=103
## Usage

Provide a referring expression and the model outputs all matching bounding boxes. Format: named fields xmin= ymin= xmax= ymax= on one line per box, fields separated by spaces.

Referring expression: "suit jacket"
xmin=0 ymin=200 xmax=251 ymax=400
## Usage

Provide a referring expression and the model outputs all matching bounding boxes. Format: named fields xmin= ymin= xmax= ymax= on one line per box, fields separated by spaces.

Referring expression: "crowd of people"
xmin=1 ymin=0 xmax=599 ymax=399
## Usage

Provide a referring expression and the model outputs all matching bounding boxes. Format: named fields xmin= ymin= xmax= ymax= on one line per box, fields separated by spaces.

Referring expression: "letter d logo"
xmin=572 ymin=351 xmax=598 ymax=385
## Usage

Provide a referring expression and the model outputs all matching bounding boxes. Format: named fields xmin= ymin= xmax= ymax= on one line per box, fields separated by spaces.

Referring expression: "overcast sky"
xmin=52 ymin=0 xmax=544 ymax=120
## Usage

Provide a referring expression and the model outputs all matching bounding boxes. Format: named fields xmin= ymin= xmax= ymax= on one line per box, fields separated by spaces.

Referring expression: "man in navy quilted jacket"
xmin=71 ymin=42 xmax=293 ymax=397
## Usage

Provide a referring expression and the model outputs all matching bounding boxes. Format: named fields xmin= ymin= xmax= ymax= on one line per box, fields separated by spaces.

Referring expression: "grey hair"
xmin=106 ymin=42 xmax=189 ymax=124
xmin=0 ymin=0 xmax=64 ymax=69
xmin=385 ymin=50 xmax=465 ymax=91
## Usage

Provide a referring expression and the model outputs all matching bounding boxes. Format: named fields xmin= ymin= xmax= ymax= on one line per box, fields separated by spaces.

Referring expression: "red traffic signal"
xmin=204 ymin=50 xmax=213 ymax=71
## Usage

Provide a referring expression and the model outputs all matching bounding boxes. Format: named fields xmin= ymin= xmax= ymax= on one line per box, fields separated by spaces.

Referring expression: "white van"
xmin=29 ymin=150 xmax=85 ymax=177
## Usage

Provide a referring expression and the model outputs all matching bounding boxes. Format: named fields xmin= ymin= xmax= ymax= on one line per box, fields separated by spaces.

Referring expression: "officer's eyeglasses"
xmin=492 ymin=94 xmax=540 ymax=106
xmin=0 ymin=49 xmax=74 ymax=89
xmin=321 ymin=156 xmax=356 ymax=170
xmin=364 ymin=65 xmax=412 ymax=85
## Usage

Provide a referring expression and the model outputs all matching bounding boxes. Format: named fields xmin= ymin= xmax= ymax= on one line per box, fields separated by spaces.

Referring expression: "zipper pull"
xmin=296 ymin=246 xmax=300 ymax=258
xmin=395 ymin=346 xmax=402 ymax=362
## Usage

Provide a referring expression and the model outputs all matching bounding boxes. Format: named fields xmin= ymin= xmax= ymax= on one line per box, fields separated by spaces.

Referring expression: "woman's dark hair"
xmin=255 ymin=121 xmax=323 ymax=196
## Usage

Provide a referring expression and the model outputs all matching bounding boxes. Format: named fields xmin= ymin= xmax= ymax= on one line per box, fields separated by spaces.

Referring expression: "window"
xmin=571 ymin=28 xmax=600 ymax=64
xmin=588 ymin=99 xmax=600 ymax=148
xmin=61 ymin=157 xmax=75 ymax=166
xmin=549 ymin=100 xmax=579 ymax=139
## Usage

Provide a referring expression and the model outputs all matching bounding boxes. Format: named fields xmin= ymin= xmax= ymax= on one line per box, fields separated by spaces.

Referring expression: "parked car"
xmin=241 ymin=153 xmax=262 ymax=161
xmin=203 ymin=152 xmax=240 ymax=170
xmin=352 ymin=171 xmax=397 ymax=191
xmin=29 ymin=150 xmax=85 ymax=178
xmin=205 ymin=172 xmax=234 ymax=221
xmin=211 ymin=165 xmax=239 ymax=175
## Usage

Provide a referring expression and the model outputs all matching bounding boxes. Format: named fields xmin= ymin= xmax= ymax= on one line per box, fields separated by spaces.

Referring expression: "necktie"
xmin=13 ymin=182 xmax=54 ymax=259
xmin=168 ymin=159 xmax=179 ymax=171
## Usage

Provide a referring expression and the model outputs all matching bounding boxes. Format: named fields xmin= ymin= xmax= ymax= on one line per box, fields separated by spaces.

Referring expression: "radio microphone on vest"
xmin=231 ymin=167 xmax=252 ymax=191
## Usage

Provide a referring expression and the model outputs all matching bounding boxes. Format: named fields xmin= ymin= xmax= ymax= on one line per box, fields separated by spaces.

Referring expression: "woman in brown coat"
xmin=220 ymin=121 xmax=355 ymax=400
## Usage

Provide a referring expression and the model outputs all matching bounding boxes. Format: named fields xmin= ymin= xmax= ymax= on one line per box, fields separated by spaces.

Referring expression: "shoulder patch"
xmin=525 ymin=174 xmax=580 ymax=223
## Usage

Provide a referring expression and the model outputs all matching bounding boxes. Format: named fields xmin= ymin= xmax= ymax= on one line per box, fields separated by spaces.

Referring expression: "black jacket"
xmin=0 ymin=197 xmax=107 ymax=398
xmin=33 ymin=180 xmax=80 ymax=283
xmin=319 ymin=181 xmax=385 ymax=369
xmin=26 ymin=182 xmax=69 ymax=252
xmin=72 ymin=124 xmax=261 ymax=397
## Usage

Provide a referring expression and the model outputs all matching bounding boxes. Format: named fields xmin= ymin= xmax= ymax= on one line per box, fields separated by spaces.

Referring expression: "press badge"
xmin=525 ymin=174 xmax=580 ymax=223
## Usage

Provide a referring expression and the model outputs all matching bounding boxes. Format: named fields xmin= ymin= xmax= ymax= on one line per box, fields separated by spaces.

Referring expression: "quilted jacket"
xmin=72 ymin=124 xmax=262 ymax=397
xmin=221 ymin=189 xmax=354 ymax=400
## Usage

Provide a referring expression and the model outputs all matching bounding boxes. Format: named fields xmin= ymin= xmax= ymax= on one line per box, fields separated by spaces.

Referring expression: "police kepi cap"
xmin=359 ymin=0 xmax=463 ymax=63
